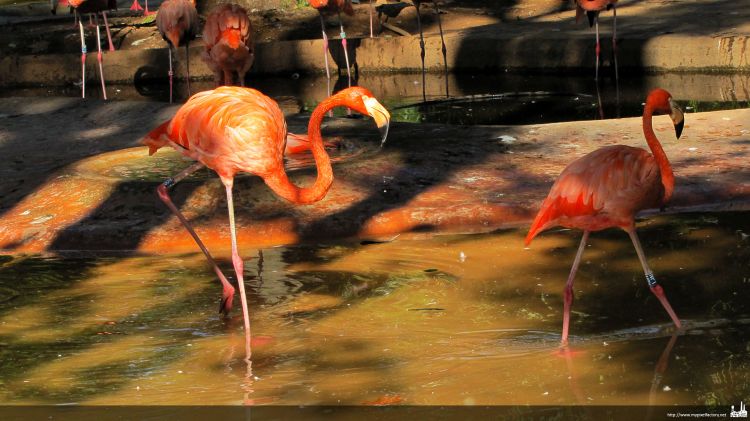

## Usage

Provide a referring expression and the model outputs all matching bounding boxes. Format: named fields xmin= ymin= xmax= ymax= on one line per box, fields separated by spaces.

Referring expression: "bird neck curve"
xmin=642 ymin=103 xmax=674 ymax=203
xmin=263 ymin=96 xmax=336 ymax=205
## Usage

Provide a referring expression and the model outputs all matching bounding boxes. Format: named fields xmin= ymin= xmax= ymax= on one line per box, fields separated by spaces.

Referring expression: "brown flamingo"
xmin=525 ymin=88 xmax=684 ymax=345
xmin=310 ymin=0 xmax=355 ymax=98
xmin=142 ymin=86 xmax=391 ymax=355
xmin=202 ymin=3 xmax=254 ymax=87
xmin=575 ymin=0 xmax=618 ymax=80
xmin=69 ymin=0 xmax=116 ymax=99
xmin=156 ymin=0 xmax=199 ymax=103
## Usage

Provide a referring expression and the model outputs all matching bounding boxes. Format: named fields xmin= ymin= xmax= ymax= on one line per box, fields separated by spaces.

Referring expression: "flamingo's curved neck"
xmin=264 ymin=97 xmax=338 ymax=204
xmin=643 ymin=104 xmax=674 ymax=203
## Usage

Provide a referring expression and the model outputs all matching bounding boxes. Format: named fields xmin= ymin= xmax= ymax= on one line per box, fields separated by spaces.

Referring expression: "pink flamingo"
xmin=575 ymin=0 xmax=618 ymax=80
xmin=68 ymin=0 xmax=115 ymax=99
xmin=142 ymin=86 xmax=391 ymax=354
xmin=156 ymin=0 xmax=199 ymax=103
xmin=310 ymin=0 xmax=355 ymax=98
xmin=525 ymin=88 xmax=685 ymax=344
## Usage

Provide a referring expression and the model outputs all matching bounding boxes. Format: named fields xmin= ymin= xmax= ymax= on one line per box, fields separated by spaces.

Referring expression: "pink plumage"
xmin=526 ymin=88 xmax=684 ymax=344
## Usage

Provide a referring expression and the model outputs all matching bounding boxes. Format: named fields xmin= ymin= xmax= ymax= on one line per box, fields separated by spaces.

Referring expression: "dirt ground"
xmin=0 ymin=0 xmax=567 ymax=56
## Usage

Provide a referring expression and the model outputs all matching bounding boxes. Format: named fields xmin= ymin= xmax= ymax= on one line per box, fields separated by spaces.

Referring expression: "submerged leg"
xmin=130 ymin=0 xmax=143 ymax=11
xmin=94 ymin=15 xmax=107 ymax=100
xmin=224 ymin=182 xmax=252 ymax=358
xmin=338 ymin=12 xmax=352 ymax=88
xmin=562 ymin=231 xmax=589 ymax=345
xmin=156 ymin=162 xmax=237 ymax=315
xmin=415 ymin=3 xmax=426 ymax=101
xmin=433 ymin=2 xmax=448 ymax=98
xmin=168 ymin=46 xmax=173 ymax=103
xmin=626 ymin=228 xmax=681 ymax=329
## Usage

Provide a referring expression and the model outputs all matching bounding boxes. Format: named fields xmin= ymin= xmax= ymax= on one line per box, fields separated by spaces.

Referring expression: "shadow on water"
xmin=1 ymin=211 xmax=749 ymax=404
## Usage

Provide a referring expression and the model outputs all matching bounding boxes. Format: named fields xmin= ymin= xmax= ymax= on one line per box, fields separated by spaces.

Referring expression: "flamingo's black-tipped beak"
xmin=377 ymin=117 xmax=390 ymax=147
xmin=364 ymin=96 xmax=391 ymax=147
xmin=674 ymin=119 xmax=684 ymax=139
xmin=669 ymin=98 xmax=684 ymax=139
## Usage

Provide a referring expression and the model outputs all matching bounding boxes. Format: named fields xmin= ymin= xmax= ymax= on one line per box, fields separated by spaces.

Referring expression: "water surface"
xmin=0 ymin=211 xmax=748 ymax=405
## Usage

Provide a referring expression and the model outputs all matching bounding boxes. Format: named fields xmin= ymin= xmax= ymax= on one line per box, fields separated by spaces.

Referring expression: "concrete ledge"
xmin=1 ymin=27 xmax=749 ymax=87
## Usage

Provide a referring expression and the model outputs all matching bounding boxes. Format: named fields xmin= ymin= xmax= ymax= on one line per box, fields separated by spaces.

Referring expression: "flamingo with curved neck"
xmin=525 ymin=88 xmax=684 ymax=345
xmin=143 ymin=86 xmax=391 ymax=355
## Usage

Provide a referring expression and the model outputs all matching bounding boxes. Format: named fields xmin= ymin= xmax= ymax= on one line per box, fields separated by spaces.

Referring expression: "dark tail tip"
xmin=587 ymin=11 xmax=596 ymax=27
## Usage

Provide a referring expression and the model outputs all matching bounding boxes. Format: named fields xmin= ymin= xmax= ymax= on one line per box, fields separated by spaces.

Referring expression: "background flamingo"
xmin=525 ymin=88 xmax=685 ymax=344
xmin=310 ymin=0 xmax=355 ymax=98
xmin=156 ymin=0 xmax=199 ymax=103
xmin=130 ymin=0 xmax=156 ymax=15
xmin=142 ymin=86 xmax=391 ymax=355
xmin=202 ymin=3 xmax=254 ymax=87
xmin=68 ymin=0 xmax=115 ymax=99
xmin=575 ymin=0 xmax=618 ymax=80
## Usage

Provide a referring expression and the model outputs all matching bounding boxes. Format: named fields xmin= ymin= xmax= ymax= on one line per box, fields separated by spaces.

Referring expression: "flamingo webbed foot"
xmin=220 ymin=289 xmax=235 ymax=315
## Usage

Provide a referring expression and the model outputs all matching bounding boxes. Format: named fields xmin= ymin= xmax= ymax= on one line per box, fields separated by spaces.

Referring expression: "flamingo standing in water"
xmin=575 ymin=0 xmax=618 ymax=80
xmin=310 ymin=0 xmax=355 ymax=98
xmin=69 ymin=0 xmax=116 ymax=99
xmin=142 ymin=86 xmax=391 ymax=355
xmin=156 ymin=0 xmax=199 ymax=103
xmin=525 ymin=88 xmax=684 ymax=345
xmin=202 ymin=3 xmax=254 ymax=87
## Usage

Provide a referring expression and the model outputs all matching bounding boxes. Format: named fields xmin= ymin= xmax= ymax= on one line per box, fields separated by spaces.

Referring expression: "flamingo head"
xmin=332 ymin=86 xmax=392 ymax=147
xmin=647 ymin=88 xmax=684 ymax=139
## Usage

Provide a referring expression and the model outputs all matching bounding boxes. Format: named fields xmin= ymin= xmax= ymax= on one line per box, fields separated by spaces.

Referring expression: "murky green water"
xmin=0 ymin=211 xmax=748 ymax=405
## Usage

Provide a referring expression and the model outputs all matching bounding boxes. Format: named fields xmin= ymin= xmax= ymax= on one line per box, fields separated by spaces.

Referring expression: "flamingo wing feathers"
xmin=142 ymin=87 xmax=287 ymax=181
xmin=525 ymin=145 xmax=661 ymax=245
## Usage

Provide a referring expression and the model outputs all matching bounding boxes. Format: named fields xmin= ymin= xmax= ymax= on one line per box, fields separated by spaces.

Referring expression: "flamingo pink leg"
xmin=168 ymin=47 xmax=174 ymax=103
xmin=224 ymin=182 xmax=253 ymax=358
xmin=594 ymin=15 xmax=600 ymax=80
xmin=156 ymin=162 xmax=237 ymax=316
xmin=561 ymin=230 xmax=589 ymax=345
xmin=612 ymin=5 xmax=619 ymax=81
xmin=185 ymin=42 xmax=192 ymax=96
xmin=144 ymin=0 xmax=155 ymax=15
xmin=433 ymin=2 xmax=449 ymax=97
xmin=130 ymin=0 xmax=143 ymax=11
xmin=78 ymin=20 xmax=87 ymax=99
xmin=101 ymin=11 xmax=115 ymax=52
xmin=626 ymin=228 xmax=682 ymax=329
xmin=414 ymin=3 xmax=427 ymax=101
xmin=319 ymin=15 xmax=333 ymax=117
xmin=369 ymin=0 xmax=374 ymax=38
xmin=94 ymin=15 xmax=107 ymax=100
xmin=338 ymin=15 xmax=352 ymax=88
